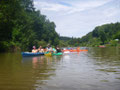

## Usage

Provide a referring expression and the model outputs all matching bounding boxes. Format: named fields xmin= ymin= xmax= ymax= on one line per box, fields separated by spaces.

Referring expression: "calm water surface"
xmin=0 ymin=47 xmax=120 ymax=90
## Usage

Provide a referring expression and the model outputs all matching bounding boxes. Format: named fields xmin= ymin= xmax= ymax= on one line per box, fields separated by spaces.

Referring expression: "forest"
xmin=0 ymin=0 xmax=120 ymax=52
xmin=0 ymin=0 xmax=59 ymax=52
xmin=61 ymin=22 xmax=120 ymax=47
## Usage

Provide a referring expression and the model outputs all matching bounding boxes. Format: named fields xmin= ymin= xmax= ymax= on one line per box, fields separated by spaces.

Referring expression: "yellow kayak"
xmin=45 ymin=52 xmax=52 ymax=57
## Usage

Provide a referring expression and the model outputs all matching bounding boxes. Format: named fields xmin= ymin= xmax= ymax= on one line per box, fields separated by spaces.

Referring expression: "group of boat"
xmin=21 ymin=52 xmax=63 ymax=57
xmin=62 ymin=49 xmax=88 ymax=53
xmin=21 ymin=48 xmax=88 ymax=57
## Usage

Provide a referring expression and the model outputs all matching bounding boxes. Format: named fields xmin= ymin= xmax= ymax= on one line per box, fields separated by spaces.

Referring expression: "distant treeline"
xmin=60 ymin=22 xmax=120 ymax=47
xmin=0 ymin=0 xmax=59 ymax=52
xmin=0 ymin=0 xmax=120 ymax=52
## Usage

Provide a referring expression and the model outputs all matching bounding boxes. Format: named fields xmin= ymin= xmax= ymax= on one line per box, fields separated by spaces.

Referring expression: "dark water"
xmin=0 ymin=47 xmax=120 ymax=90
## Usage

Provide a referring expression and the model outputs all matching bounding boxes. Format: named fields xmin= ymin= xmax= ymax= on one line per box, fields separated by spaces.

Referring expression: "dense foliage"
xmin=0 ymin=0 xmax=119 ymax=52
xmin=59 ymin=36 xmax=81 ymax=47
xmin=0 ymin=0 xmax=59 ymax=52
xmin=79 ymin=22 xmax=120 ymax=46
xmin=60 ymin=22 xmax=120 ymax=47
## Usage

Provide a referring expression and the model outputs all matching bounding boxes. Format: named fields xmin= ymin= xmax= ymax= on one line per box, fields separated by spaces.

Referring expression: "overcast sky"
xmin=34 ymin=0 xmax=120 ymax=37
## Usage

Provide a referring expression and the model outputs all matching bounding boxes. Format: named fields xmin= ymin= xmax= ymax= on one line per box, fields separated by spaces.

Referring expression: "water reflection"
xmin=0 ymin=52 xmax=63 ymax=89
xmin=87 ymin=47 xmax=120 ymax=83
xmin=88 ymin=47 xmax=120 ymax=67
xmin=22 ymin=55 xmax=63 ymax=88
xmin=0 ymin=48 xmax=120 ymax=90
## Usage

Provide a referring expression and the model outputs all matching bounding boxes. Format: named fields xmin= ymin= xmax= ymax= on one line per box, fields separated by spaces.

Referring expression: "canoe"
xmin=21 ymin=52 xmax=44 ymax=57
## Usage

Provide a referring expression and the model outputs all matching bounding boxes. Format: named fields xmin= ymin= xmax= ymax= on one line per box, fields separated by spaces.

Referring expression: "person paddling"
xmin=32 ymin=46 xmax=38 ymax=53
xmin=38 ymin=46 xmax=44 ymax=53
xmin=46 ymin=44 xmax=53 ymax=52
xmin=56 ymin=46 xmax=61 ymax=53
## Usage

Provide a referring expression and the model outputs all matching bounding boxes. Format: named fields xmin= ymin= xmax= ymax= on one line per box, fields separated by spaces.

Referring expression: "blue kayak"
xmin=21 ymin=52 xmax=44 ymax=57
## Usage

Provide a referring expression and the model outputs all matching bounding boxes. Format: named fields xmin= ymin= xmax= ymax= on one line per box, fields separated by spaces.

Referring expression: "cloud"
xmin=34 ymin=0 xmax=120 ymax=37
xmin=34 ymin=0 xmax=112 ymax=14
xmin=34 ymin=1 xmax=71 ymax=12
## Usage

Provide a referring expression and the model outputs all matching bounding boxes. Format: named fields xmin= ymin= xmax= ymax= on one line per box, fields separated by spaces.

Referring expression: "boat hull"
xmin=21 ymin=52 xmax=44 ymax=57
xmin=45 ymin=52 xmax=63 ymax=56
xmin=62 ymin=49 xmax=88 ymax=52
xmin=52 ymin=52 xmax=62 ymax=56
xmin=45 ymin=52 xmax=52 ymax=57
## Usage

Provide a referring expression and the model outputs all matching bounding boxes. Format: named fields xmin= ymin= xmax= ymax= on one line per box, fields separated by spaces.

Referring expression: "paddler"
xmin=32 ymin=46 xmax=38 ymax=53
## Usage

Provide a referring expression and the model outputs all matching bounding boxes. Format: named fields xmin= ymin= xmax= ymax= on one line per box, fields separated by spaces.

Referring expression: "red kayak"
xmin=62 ymin=49 xmax=88 ymax=52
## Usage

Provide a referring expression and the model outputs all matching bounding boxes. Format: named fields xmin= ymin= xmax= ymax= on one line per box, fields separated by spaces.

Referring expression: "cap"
xmin=33 ymin=46 xmax=36 ymax=49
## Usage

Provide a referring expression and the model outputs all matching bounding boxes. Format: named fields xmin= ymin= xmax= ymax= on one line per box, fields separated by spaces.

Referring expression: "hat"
xmin=33 ymin=46 xmax=36 ymax=49
xmin=47 ymin=43 xmax=50 ymax=46
xmin=47 ymin=44 xmax=51 ymax=47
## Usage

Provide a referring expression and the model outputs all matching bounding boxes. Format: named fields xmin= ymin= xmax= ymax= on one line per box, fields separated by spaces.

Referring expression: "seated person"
xmin=38 ymin=46 xmax=44 ymax=53
xmin=52 ymin=48 xmax=56 ymax=53
xmin=46 ymin=44 xmax=53 ymax=52
xmin=56 ymin=46 xmax=61 ymax=53
xmin=32 ymin=46 xmax=38 ymax=53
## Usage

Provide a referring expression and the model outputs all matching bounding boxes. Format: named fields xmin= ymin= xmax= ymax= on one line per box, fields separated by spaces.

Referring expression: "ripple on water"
xmin=0 ymin=48 xmax=120 ymax=90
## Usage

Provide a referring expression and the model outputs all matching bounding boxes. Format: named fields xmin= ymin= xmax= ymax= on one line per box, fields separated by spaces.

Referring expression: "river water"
xmin=0 ymin=47 xmax=120 ymax=90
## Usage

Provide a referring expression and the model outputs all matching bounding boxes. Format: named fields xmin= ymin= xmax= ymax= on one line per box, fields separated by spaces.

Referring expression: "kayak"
xmin=62 ymin=49 xmax=88 ymax=52
xmin=45 ymin=52 xmax=63 ymax=56
xmin=21 ymin=52 xmax=44 ymax=57
xmin=69 ymin=49 xmax=88 ymax=52
xmin=52 ymin=52 xmax=62 ymax=56
xmin=44 ymin=52 xmax=52 ymax=57
xmin=62 ymin=50 xmax=70 ymax=53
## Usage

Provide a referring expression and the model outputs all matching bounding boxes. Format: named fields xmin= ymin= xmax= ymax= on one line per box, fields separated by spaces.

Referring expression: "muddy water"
xmin=0 ymin=47 xmax=120 ymax=90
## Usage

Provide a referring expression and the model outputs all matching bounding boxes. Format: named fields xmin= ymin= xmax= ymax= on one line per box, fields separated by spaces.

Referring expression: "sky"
xmin=34 ymin=0 xmax=120 ymax=37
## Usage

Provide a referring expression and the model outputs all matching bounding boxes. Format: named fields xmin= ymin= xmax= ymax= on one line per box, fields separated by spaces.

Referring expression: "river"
xmin=0 ymin=47 xmax=120 ymax=90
